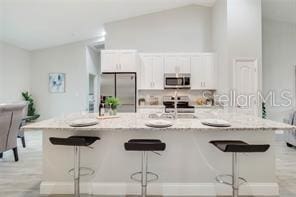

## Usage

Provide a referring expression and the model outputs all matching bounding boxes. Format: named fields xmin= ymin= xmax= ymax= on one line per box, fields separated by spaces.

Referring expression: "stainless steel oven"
xmin=164 ymin=73 xmax=191 ymax=89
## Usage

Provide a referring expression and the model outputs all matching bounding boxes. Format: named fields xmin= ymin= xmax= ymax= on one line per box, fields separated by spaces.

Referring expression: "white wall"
xmin=0 ymin=41 xmax=31 ymax=102
xmin=227 ymin=0 xmax=263 ymax=90
xmin=211 ymin=0 xmax=263 ymax=111
xmin=263 ymin=19 xmax=296 ymax=121
xmin=30 ymin=41 xmax=91 ymax=119
xmin=212 ymin=0 xmax=228 ymax=93
xmin=86 ymin=46 xmax=101 ymax=111
xmin=104 ymin=5 xmax=213 ymax=52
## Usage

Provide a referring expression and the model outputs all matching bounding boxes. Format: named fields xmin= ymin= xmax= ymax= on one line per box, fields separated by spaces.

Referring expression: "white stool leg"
xmin=74 ymin=146 xmax=80 ymax=197
xmin=232 ymin=152 xmax=239 ymax=197
xmin=141 ymin=151 xmax=148 ymax=197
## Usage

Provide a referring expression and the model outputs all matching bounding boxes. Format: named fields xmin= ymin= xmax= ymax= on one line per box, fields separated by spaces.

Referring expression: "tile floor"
xmin=0 ymin=131 xmax=295 ymax=197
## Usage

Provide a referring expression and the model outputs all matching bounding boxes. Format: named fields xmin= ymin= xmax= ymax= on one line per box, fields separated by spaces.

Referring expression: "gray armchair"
xmin=0 ymin=103 xmax=26 ymax=161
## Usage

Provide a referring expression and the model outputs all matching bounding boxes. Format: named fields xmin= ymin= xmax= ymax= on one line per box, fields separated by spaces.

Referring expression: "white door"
xmin=191 ymin=55 xmax=206 ymax=89
xmin=140 ymin=55 xmax=154 ymax=89
xmin=176 ymin=56 xmax=191 ymax=73
xmin=164 ymin=55 xmax=178 ymax=73
xmin=233 ymin=59 xmax=258 ymax=116
xmin=101 ymin=51 xmax=118 ymax=72
xmin=164 ymin=55 xmax=190 ymax=74
xmin=152 ymin=55 xmax=164 ymax=89
xmin=119 ymin=51 xmax=136 ymax=72
xmin=204 ymin=54 xmax=216 ymax=89
xmin=140 ymin=55 xmax=164 ymax=90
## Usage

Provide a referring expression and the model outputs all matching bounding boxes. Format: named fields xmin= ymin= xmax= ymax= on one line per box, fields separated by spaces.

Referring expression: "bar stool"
xmin=124 ymin=139 xmax=166 ymax=197
xmin=209 ymin=140 xmax=270 ymax=197
xmin=49 ymin=136 xmax=100 ymax=197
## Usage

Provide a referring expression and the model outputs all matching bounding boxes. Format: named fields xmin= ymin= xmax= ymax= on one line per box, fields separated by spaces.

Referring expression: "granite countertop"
xmin=138 ymin=105 xmax=165 ymax=108
xmin=23 ymin=111 xmax=295 ymax=132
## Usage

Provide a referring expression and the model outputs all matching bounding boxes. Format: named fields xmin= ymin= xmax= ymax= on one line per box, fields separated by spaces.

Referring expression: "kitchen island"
xmin=25 ymin=111 xmax=294 ymax=196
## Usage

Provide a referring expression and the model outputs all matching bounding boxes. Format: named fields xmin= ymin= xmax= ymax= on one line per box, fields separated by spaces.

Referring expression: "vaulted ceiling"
xmin=262 ymin=0 xmax=296 ymax=24
xmin=0 ymin=0 xmax=216 ymax=50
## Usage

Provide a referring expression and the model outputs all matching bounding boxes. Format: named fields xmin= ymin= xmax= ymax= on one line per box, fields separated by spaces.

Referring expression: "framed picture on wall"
xmin=49 ymin=73 xmax=65 ymax=93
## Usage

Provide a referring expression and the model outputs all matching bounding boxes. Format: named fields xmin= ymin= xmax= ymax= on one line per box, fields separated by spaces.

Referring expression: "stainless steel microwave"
xmin=164 ymin=74 xmax=191 ymax=89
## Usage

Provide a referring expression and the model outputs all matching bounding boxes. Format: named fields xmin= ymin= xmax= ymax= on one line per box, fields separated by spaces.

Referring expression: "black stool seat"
xmin=49 ymin=136 xmax=100 ymax=146
xmin=209 ymin=140 xmax=270 ymax=153
xmin=125 ymin=139 xmax=166 ymax=151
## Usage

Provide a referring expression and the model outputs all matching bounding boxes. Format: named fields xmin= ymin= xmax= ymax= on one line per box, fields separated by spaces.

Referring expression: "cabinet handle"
xmin=120 ymin=64 xmax=122 ymax=70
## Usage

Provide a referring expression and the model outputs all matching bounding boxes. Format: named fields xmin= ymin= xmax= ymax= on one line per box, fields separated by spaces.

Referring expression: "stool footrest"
xmin=216 ymin=174 xmax=247 ymax=186
xmin=68 ymin=167 xmax=95 ymax=177
xmin=130 ymin=171 xmax=159 ymax=183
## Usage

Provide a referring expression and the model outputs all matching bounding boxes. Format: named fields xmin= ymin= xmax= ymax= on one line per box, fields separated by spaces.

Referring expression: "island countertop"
xmin=24 ymin=111 xmax=295 ymax=131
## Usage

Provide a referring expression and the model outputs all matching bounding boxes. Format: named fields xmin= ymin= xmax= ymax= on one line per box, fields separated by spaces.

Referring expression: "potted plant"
xmin=21 ymin=91 xmax=40 ymax=122
xmin=105 ymin=96 xmax=120 ymax=115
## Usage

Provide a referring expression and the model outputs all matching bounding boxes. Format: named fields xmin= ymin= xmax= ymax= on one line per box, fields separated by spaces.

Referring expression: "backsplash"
xmin=138 ymin=90 xmax=215 ymax=106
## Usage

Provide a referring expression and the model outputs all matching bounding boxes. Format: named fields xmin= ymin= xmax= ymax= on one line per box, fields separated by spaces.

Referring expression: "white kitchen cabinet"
xmin=164 ymin=55 xmax=191 ymax=74
xmin=101 ymin=50 xmax=137 ymax=73
xmin=139 ymin=54 xmax=164 ymax=90
xmin=191 ymin=54 xmax=217 ymax=90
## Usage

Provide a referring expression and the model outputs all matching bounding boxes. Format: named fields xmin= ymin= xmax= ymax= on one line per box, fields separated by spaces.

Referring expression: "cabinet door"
xmin=177 ymin=56 xmax=191 ymax=73
xmin=119 ymin=51 xmax=137 ymax=72
xmin=101 ymin=51 xmax=119 ymax=72
xmin=164 ymin=55 xmax=177 ymax=73
xmin=190 ymin=55 xmax=206 ymax=89
xmin=152 ymin=55 xmax=164 ymax=89
xmin=140 ymin=56 xmax=154 ymax=89
xmin=165 ymin=55 xmax=190 ymax=74
xmin=204 ymin=55 xmax=217 ymax=89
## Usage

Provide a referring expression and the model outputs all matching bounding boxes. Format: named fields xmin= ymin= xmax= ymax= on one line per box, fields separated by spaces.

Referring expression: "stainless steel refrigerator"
xmin=100 ymin=73 xmax=137 ymax=112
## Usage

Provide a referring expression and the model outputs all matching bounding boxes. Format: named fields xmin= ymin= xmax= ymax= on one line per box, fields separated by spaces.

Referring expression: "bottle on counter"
xmin=99 ymin=103 xmax=105 ymax=116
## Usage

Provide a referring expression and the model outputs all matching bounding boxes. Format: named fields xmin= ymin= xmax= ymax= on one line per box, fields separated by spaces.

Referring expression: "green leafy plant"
xmin=105 ymin=96 xmax=120 ymax=110
xmin=262 ymin=102 xmax=266 ymax=119
xmin=22 ymin=91 xmax=40 ymax=122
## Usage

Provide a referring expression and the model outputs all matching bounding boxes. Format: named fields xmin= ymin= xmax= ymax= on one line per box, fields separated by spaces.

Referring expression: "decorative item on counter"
xmin=138 ymin=98 xmax=146 ymax=106
xmin=206 ymin=97 xmax=214 ymax=106
xmin=149 ymin=96 xmax=159 ymax=105
xmin=105 ymin=96 xmax=120 ymax=116
xmin=98 ymin=103 xmax=105 ymax=116
xmin=196 ymin=97 xmax=206 ymax=105
xmin=262 ymin=102 xmax=266 ymax=119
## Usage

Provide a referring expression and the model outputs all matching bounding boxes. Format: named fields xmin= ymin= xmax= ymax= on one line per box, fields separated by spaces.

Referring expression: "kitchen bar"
xmin=24 ymin=111 xmax=294 ymax=196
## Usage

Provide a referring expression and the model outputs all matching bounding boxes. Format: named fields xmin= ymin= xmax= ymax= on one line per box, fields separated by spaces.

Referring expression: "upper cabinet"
xmin=101 ymin=50 xmax=137 ymax=73
xmin=191 ymin=54 xmax=217 ymax=90
xmin=164 ymin=55 xmax=191 ymax=74
xmin=139 ymin=54 xmax=164 ymax=90
xmin=102 ymin=50 xmax=217 ymax=90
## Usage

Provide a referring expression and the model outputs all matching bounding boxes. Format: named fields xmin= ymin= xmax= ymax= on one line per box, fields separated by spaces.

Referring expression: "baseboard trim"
xmin=40 ymin=182 xmax=279 ymax=196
